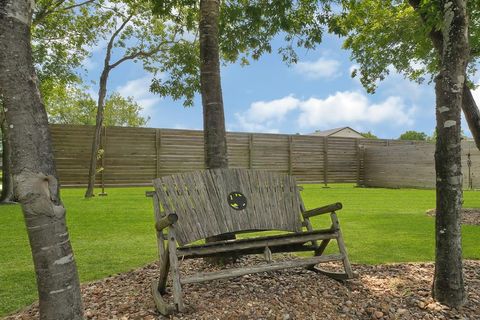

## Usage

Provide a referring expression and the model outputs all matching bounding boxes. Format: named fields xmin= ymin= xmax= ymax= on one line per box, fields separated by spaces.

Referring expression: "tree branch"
xmin=61 ymin=0 xmax=95 ymax=12
xmin=109 ymin=31 xmax=180 ymax=70
xmin=103 ymin=14 xmax=134 ymax=70
xmin=33 ymin=0 xmax=96 ymax=26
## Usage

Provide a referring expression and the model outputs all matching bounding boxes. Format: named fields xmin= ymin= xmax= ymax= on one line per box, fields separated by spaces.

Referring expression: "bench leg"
xmin=331 ymin=213 xmax=354 ymax=278
xmin=158 ymin=246 xmax=170 ymax=294
xmin=309 ymin=213 xmax=354 ymax=280
xmin=168 ymin=229 xmax=185 ymax=312
xmin=152 ymin=279 xmax=175 ymax=315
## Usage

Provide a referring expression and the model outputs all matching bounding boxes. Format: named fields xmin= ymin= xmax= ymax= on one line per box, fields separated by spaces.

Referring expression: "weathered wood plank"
xmin=181 ymin=254 xmax=343 ymax=284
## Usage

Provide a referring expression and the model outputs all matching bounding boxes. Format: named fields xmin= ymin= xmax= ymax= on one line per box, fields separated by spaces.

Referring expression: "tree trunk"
xmin=409 ymin=0 xmax=480 ymax=151
xmin=199 ymin=0 xmax=236 ymax=258
xmin=461 ymin=86 xmax=480 ymax=150
xmin=0 ymin=1 xmax=83 ymax=318
xmin=84 ymin=15 xmax=132 ymax=199
xmin=84 ymin=68 xmax=109 ymax=198
xmin=433 ymin=0 xmax=468 ymax=308
xmin=200 ymin=0 xmax=228 ymax=169
xmin=0 ymin=107 xmax=16 ymax=203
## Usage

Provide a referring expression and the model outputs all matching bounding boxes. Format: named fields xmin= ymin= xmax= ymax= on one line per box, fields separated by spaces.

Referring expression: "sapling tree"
xmin=84 ymin=0 xmax=194 ymax=197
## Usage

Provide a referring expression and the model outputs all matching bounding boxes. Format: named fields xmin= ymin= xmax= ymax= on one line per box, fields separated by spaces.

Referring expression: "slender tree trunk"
xmin=0 ymin=107 xmax=16 ymax=203
xmin=0 ymin=1 xmax=83 ymax=318
xmin=84 ymin=15 xmax=132 ymax=198
xmin=200 ymin=0 xmax=228 ymax=169
xmin=199 ymin=0 xmax=236 ymax=257
xmin=433 ymin=0 xmax=468 ymax=308
xmin=85 ymin=68 xmax=109 ymax=198
xmin=409 ymin=0 xmax=480 ymax=150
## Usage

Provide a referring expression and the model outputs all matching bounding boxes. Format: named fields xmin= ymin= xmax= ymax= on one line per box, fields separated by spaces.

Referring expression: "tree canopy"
xmin=360 ymin=131 xmax=378 ymax=139
xmin=150 ymin=0 xmax=331 ymax=106
xmin=399 ymin=130 xmax=428 ymax=141
xmin=45 ymin=85 xmax=149 ymax=127
xmin=327 ymin=0 xmax=480 ymax=93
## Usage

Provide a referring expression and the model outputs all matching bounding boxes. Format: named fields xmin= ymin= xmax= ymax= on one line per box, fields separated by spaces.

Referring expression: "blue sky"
xmin=83 ymin=33 xmax=479 ymax=139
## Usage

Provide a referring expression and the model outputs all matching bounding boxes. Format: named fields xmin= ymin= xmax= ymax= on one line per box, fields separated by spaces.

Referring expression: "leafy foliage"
xmin=150 ymin=0 xmax=331 ymax=105
xmin=360 ymin=131 xmax=378 ymax=139
xmin=327 ymin=0 xmax=480 ymax=93
xmin=46 ymin=85 xmax=148 ymax=127
xmin=33 ymin=0 xmax=107 ymax=98
xmin=399 ymin=130 xmax=428 ymax=141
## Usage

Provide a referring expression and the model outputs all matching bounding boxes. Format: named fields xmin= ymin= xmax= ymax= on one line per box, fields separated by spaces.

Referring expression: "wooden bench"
xmin=147 ymin=168 xmax=353 ymax=315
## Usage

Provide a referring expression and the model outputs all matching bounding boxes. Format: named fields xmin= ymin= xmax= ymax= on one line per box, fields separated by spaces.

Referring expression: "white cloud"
xmin=116 ymin=76 xmax=161 ymax=110
xmin=294 ymin=57 xmax=341 ymax=79
xmin=297 ymin=91 xmax=415 ymax=128
xmin=234 ymin=91 xmax=415 ymax=133
xmin=233 ymin=96 xmax=299 ymax=133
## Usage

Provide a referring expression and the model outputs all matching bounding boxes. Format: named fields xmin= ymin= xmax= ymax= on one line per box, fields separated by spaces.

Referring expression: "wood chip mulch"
xmin=4 ymin=256 xmax=480 ymax=320
xmin=426 ymin=208 xmax=480 ymax=225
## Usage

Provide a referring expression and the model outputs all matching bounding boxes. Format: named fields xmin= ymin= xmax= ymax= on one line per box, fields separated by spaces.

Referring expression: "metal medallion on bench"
xmin=147 ymin=168 xmax=354 ymax=315
xmin=228 ymin=191 xmax=247 ymax=210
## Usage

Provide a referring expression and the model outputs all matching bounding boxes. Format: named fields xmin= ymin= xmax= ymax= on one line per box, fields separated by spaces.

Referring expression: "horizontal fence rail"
xmin=50 ymin=124 xmax=424 ymax=188
xmin=363 ymin=141 xmax=480 ymax=189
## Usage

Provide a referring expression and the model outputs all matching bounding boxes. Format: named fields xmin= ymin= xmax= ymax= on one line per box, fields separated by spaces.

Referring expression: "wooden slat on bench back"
xmin=153 ymin=169 xmax=303 ymax=246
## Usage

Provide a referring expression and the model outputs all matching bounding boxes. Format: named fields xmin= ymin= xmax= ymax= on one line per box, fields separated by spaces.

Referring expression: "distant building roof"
xmin=310 ymin=126 xmax=363 ymax=138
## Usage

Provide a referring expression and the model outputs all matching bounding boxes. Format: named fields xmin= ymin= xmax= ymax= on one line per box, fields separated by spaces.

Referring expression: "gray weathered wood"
xmin=147 ymin=168 xmax=354 ymax=315
xmin=182 ymin=254 xmax=343 ymax=284
xmin=303 ymin=203 xmax=342 ymax=219
xmin=264 ymin=246 xmax=272 ymax=262
xmin=154 ymin=169 xmax=303 ymax=246
xmin=155 ymin=129 xmax=161 ymax=178
xmin=176 ymin=230 xmax=338 ymax=257
xmin=155 ymin=213 xmax=178 ymax=232
xmin=151 ymin=279 xmax=175 ymax=315
xmin=168 ymin=228 xmax=184 ymax=312
xmin=330 ymin=212 xmax=353 ymax=278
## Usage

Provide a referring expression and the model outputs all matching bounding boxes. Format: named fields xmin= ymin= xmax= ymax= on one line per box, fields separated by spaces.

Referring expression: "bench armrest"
xmin=302 ymin=202 xmax=342 ymax=219
xmin=155 ymin=213 xmax=178 ymax=231
xmin=146 ymin=191 xmax=155 ymax=197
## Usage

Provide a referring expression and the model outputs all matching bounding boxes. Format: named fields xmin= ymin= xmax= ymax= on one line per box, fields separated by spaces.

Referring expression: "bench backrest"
xmin=153 ymin=169 xmax=303 ymax=246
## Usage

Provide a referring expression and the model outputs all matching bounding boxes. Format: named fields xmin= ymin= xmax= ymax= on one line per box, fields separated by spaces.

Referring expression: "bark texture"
xmin=200 ymin=0 xmax=228 ymax=170
xmin=433 ymin=0 xmax=468 ymax=308
xmin=84 ymin=66 xmax=109 ymax=198
xmin=84 ymin=15 xmax=132 ymax=198
xmin=199 ymin=0 xmax=235 ymax=252
xmin=409 ymin=0 xmax=480 ymax=151
xmin=0 ymin=107 xmax=16 ymax=203
xmin=0 ymin=1 xmax=83 ymax=318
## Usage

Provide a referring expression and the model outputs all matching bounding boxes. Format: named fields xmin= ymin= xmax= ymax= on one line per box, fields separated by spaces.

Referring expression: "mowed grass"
xmin=0 ymin=184 xmax=479 ymax=316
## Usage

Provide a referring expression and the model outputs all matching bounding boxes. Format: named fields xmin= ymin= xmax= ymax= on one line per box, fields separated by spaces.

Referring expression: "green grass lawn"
xmin=1 ymin=184 xmax=479 ymax=316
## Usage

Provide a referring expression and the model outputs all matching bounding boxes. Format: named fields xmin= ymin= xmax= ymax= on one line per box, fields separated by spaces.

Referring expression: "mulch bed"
xmin=426 ymin=208 xmax=480 ymax=225
xmin=4 ymin=256 xmax=480 ymax=320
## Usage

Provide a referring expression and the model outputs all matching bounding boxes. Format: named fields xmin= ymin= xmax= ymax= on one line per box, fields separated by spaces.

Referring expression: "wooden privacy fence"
xmin=50 ymin=124 xmax=422 ymax=187
xmin=363 ymin=141 xmax=480 ymax=189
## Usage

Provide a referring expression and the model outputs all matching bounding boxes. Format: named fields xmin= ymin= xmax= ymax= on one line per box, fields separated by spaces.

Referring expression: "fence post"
xmin=248 ymin=134 xmax=253 ymax=169
xmin=288 ymin=135 xmax=293 ymax=175
xmin=323 ymin=137 xmax=329 ymax=187
xmin=356 ymin=140 xmax=364 ymax=187
xmin=156 ymin=129 xmax=161 ymax=178
xmin=99 ymin=126 xmax=107 ymax=196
